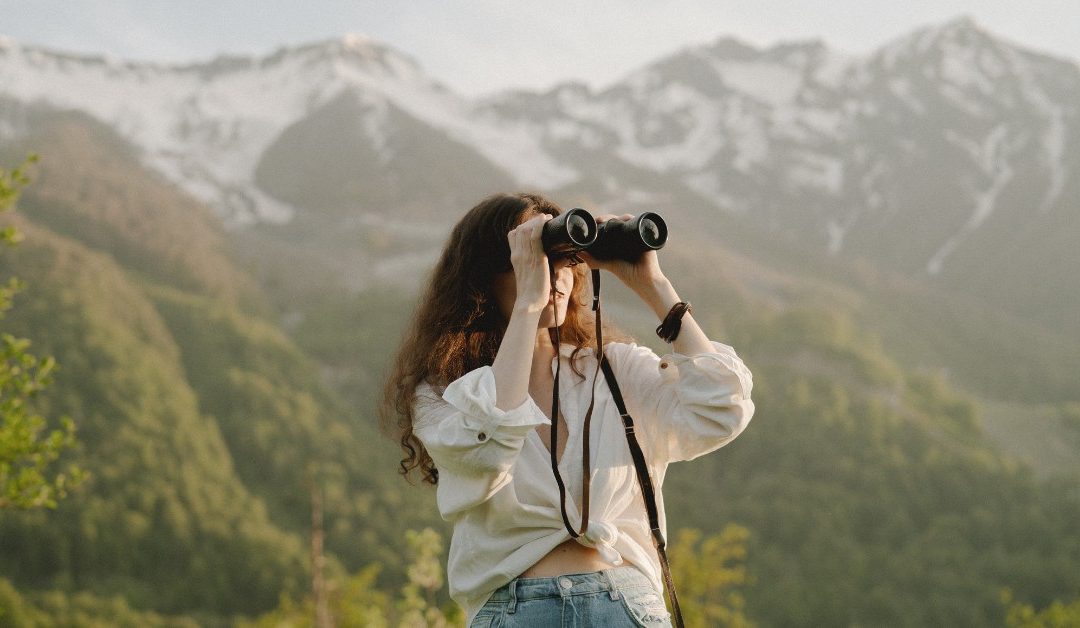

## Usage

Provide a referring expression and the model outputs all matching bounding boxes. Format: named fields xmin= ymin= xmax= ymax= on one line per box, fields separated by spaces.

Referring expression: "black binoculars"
xmin=541 ymin=208 xmax=667 ymax=263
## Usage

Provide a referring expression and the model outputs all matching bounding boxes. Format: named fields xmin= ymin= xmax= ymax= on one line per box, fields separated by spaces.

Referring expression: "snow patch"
xmin=939 ymin=37 xmax=997 ymax=96
xmin=787 ymin=151 xmax=844 ymax=194
xmin=927 ymin=127 xmax=1017 ymax=274
xmin=944 ymin=125 xmax=1009 ymax=173
xmin=1037 ymin=105 xmax=1067 ymax=213
xmin=813 ymin=51 xmax=857 ymax=87
xmin=826 ymin=215 xmax=858 ymax=254
xmin=611 ymin=84 xmax=725 ymax=171
xmin=888 ymin=78 xmax=925 ymax=114
xmin=1010 ymin=55 xmax=1069 ymax=214
xmin=342 ymin=33 xmax=373 ymax=51
xmin=683 ymin=172 xmax=739 ymax=212
xmin=727 ymin=100 xmax=768 ymax=172
xmin=357 ymin=92 xmax=390 ymax=159
xmin=712 ymin=61 xmax=802 ymax=106
xmin=799 ymin=108 xmax=844 ymax=135
xmin=940 ymin=83 xmax=990 ymax=117
xmin=860 ymin=161 xmax=888 ymax=212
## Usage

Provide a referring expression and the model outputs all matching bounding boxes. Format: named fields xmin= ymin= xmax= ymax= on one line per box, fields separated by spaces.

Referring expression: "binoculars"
xmin=541 ymin=208 xmax=668 ymax=263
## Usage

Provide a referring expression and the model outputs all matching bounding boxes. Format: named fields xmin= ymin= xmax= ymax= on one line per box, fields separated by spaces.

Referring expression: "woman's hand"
xmin=507 ymin=214 xmax=554 ymax=313
xmin=579 ymin=214 xmax=667 ymax=291
xmin=582 ymin=213 xmax=716 ymax=356
xmin=580 ymin=212 xmax=677 ymax=322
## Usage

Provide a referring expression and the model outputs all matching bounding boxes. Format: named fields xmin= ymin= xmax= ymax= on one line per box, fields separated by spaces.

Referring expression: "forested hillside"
xmin=1 ymin=101 xmax=1078 ymax=628
xmin=0 ymin=113 xmax=445 ymax=624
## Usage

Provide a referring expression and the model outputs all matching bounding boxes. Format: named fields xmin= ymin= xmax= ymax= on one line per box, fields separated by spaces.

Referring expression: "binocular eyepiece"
xmin=541 ymin=208 xmax=667 ymax=263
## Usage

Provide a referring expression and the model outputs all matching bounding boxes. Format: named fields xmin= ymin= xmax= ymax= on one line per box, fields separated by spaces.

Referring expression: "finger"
xmin=578 ymin=251 xmax=607 ymax=269
xmin=620 ymin=213 xmax=634 ymax=221
xmin=522 ymin=215 xmax=549 ymax=237
xmin=510 ymin=215 xmax=545 ymax=241
xmin=594 ymin=214 xmax=618 ymax=224
xmin=534 ymin=214 xmax=553 ymax=237
xmin=528 ymin=219 xmax=548 ymax=245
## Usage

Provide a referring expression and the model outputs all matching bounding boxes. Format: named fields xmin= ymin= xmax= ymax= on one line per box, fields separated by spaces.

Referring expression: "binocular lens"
xmin=639 ymin=217 xmax=662 ymax=248
xmin=567 ymin=214 xmax=592 ymax=245
xmin=541 ymin=207 xmax=598 ymax=257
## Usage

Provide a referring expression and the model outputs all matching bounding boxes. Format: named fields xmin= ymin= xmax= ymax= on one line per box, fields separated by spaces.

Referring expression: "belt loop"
xmin=603 ymin=569 xmax=621 ymax=600
xmin=507 ymin=579 xmax=518 ymax=614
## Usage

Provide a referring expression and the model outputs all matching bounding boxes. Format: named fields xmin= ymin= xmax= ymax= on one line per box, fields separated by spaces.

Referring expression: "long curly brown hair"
xmin=379 ymin=192 xmax=617 ymax=485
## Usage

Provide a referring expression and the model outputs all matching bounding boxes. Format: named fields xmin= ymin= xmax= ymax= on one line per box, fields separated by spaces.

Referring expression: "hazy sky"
xmin=2 ymin=1 xmax=1078 ymax=97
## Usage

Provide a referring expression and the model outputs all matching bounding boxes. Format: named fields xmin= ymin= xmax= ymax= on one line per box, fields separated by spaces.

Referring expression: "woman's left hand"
xmin=578 ymin=214 xmax=667 ymax=291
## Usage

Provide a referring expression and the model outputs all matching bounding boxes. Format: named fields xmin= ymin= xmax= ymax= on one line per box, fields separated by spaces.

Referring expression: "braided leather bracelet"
xmin=656 ymin=301 xmax=692 ymax=342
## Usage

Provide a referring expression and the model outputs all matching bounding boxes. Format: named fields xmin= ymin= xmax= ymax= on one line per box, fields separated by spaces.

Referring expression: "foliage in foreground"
xmin=239 ymin=527 xmax=461 ymax=628
xmin=240 ymin=525 xmax=751 ymax=628
xmin=0 ymin=156 xmax=84 ymax=510
xmin=1003 ymin=589 xmax=1080 ymax=628
xmin=0 ymin=577 xmax=198 ymax=628
xmin=669 ymin=525 xmax=753 ymax=628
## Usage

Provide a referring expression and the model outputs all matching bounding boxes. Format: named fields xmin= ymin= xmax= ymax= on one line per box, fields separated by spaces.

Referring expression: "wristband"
xmin=655 ymin=301 xmax=692 ymax=343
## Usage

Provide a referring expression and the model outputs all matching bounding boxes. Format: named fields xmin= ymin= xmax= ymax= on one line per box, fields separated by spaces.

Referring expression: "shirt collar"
xmin=558 ymin=343 xmax=594 ymax=358
xmin=551 ymin=344 xmax=598 ymax=384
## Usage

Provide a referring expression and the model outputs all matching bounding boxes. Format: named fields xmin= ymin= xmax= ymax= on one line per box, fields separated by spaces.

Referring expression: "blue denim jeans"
xmin=469 ymin=566 xmax=673 ymax=627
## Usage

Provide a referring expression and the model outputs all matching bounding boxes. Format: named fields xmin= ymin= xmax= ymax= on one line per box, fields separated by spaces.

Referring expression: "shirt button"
xmin=559 ymin=577 xmax=572 ymax=590
xmin=477 ymin=432 xmax=487 ymax=442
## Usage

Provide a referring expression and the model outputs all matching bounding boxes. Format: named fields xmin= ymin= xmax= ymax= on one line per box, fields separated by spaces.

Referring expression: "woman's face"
xmin=492 ymin=258 xmax=576 ymax=329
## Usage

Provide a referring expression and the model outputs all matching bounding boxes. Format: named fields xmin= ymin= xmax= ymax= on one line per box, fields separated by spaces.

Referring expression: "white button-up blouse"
xmin=412 ymin=340 xmax=755 ymax=624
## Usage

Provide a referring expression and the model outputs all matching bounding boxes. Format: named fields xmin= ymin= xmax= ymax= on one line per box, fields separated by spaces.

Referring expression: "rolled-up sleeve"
xmin=607 ymin=341 xmax=754 ymax=464
xmin=413 ymin=367 xmax=550 ymax=519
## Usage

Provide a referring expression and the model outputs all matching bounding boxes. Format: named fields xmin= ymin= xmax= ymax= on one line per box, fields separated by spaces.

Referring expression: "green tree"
xmin=396 ymin=528 xmax=456 ymax=627
xmin=1003 ymin=589 xmax=1080 ymax=628
xmin=0 ymin=156 xmax=84 ymax=509
xmin=240 ymin=527 xmax=462 ymax=628
xmin=0 ymin=576 xmax=199 ymax=627
xmin=669 ymin=525 xmax=753 ymax=628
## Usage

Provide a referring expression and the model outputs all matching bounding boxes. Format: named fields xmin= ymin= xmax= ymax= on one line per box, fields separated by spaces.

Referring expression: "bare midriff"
xmin=518 ymin=539 xmax=625 ymax=578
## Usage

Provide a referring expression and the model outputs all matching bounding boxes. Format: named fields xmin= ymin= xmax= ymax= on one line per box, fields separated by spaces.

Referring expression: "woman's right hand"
xmin=507 ymin=214 xmax=553 ymax=314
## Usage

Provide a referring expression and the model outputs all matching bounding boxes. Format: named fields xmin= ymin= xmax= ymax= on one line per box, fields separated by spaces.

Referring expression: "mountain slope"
xmin=0 ymin=101 xmax=264 ymax=313
xmin=0 ymin=216 xmax=306 ymax=614
xmin=253 ymin=88 xmax=516 ymax=222
xmin=0 ymin=113 xmax=444 ymax=617
xmin=670 ymin=304 xmax=1080 ymax=626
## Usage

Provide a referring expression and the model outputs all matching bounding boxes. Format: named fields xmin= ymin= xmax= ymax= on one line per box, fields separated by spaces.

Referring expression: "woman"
xmin=381 ymin=192 xmax=754 ymax=627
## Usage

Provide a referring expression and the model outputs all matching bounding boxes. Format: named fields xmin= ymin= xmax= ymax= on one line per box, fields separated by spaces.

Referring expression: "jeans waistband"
xmin=486 ymin=566 xmax=651 ymax=602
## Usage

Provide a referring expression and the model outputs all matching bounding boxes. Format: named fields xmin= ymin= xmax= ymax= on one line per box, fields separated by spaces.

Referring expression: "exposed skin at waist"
xmin=518 ymin=539 xmax=626 ymax=578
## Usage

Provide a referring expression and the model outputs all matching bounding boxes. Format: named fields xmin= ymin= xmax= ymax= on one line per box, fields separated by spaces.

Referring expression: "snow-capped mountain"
xmin=0 ymin=33 xmax=573 ymax=225
xmin=477 ymin=16 xmax=1078 ymax=275
xmin=1 ymin=16 xmax=1077 ymax=326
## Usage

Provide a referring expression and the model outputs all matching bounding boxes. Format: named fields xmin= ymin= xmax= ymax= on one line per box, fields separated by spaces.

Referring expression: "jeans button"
xmin=559 ymin=577 xmax=572 ymax=590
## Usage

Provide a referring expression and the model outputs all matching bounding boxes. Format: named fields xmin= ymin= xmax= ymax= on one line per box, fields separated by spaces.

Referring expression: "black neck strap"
xmin=599 ymin=355 xmax=684 ymax=627
xmin=548 ymin=267 xmax=603 ymax=538
xmin=546 ymin=264 xmax=684 ymax=628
